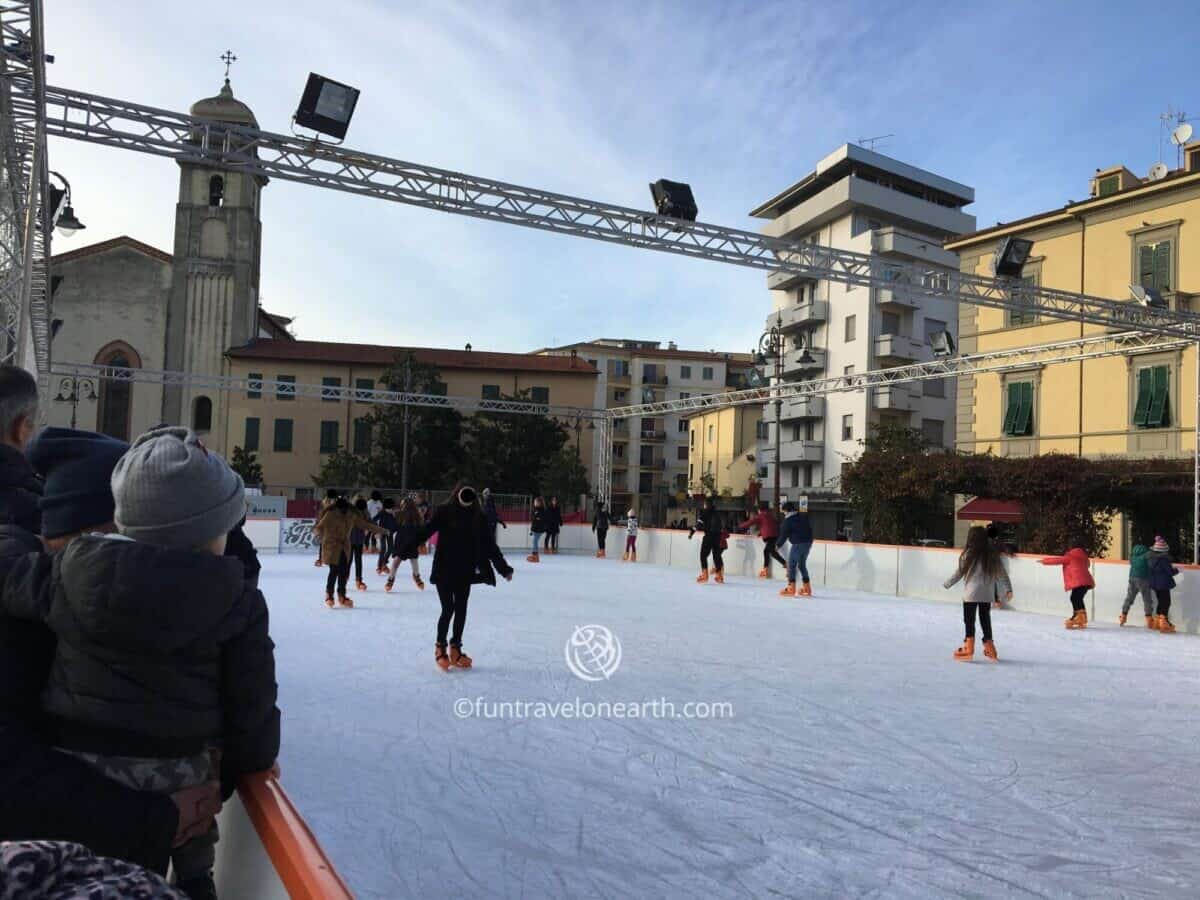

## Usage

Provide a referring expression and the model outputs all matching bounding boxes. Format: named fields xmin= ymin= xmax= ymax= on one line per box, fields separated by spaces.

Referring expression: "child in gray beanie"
xmin=0 ymin=426 xmax=279 ymax=898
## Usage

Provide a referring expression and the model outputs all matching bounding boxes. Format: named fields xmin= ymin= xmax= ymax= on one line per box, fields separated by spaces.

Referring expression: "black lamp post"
xmin=48 ymin=171 xmax=86 ymax=238
xmin=755 ymin=314 xmax=786 ymax=510
xmin=53 ymin=374 xmax=96 ymax=428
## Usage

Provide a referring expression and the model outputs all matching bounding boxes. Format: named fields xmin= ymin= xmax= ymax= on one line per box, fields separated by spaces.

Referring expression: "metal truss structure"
xmin=0 ymin=0 xmax=49 ymax=371
xmin=50 ymin=361 xmax=610 ymax=421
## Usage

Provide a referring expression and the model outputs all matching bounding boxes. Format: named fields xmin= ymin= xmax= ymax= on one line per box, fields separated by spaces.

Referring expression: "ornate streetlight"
xmin=755 ymin=315 xmax=786 ymax=510
xmin=53 ymin=374 xmax=96 ymax=428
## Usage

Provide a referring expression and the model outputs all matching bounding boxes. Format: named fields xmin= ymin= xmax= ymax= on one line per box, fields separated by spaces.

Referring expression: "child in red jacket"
xmin=1040 ymin=545 xmax=1094 ymax=629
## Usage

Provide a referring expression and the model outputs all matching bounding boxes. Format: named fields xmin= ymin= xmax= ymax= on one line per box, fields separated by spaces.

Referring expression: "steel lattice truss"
xmin=0 ymin=1 xmax=50 ymax=371
xmin=14 ymin=81 xmax=1200 ymax=340
xmin=607 ymin=331 xmax=1192 ymax=420
xmin=49 ymin=361 xmax=610 ymax=420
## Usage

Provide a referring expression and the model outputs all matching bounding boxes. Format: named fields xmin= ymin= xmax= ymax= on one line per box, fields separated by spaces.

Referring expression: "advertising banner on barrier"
xmin=280 ymin=518 xmax=317 ymax=553
xmin=247 ymin=495 xmax=287 ymax=519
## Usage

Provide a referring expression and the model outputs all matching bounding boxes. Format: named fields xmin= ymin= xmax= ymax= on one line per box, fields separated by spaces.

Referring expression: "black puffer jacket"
xmin=0 ymin=524 xmax=52 ymax=730
xmin=530 ymin=506 xmax=547 ymax=534
xmin=0 ymin=444 xmax=41 ymax=534
xmin=546 ymin=505 xmax=563 ymax=533
xmin=0 ymin=535 xmax=280 ymax=798
xmin=403 ymin=502 xmax=513 ymax=587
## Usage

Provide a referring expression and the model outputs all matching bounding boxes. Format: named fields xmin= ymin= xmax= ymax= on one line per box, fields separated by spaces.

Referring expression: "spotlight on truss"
xmin=649 ymin=179 xmax=698 ymax=222
xmin=294 ymin=73 xmax=360 ymax=141
xmin=991 ymin=236 xmax=1034 ymax=278
xmin=930 ymin=330 xmax=956 ymax=358
xmin=1130 ymin=284 xmax=1167 ymax=309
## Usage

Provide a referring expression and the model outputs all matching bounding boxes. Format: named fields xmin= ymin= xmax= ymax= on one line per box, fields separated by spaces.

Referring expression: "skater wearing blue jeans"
xmin=776 ymin=501 xmax=814 ymax=597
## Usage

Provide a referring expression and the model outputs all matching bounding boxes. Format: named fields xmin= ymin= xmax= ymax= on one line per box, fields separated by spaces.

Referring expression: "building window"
xmin=921 ymin=418 xmax=944 ymax=447
xmin=880 ymin=311 xmax=901 ymax=335
xmin=1008 ymin=272 xmax=1040 ymax=327
xmin=247 ymin=373 xmax=263 ymax=399
xmin=706 ymin=460 xmax=713 ymax=475
xmin=803 ymin=463 xmax=814 ymax=487
xmin=354 ymin=378 xmax=375 ymax=401
xmin=639 ymin=473 xmax=654 ymax=494
xmin=843 ymin=365 xmax=855 ymax=377
xmin=208 ymin=175 xmax=224 ymax=207
xmin=639 ymin=445 xmax=654 ymax=466
xmin=790 ymin=465 xmax=799 ymax=488
xmin=319 ymin=420 xmax=339 ymax=454
xmin=1136 ymin=239 xmax=1172 ymax=293
xmin=351 ymin=418 xmax=371 ymax=455
xmin=702 ymin=366 xmax=714 ymax=380
xmin=791 ymin=423 xmax=802 ymax=442
xmin=924 ymin=378 xmax=945 ymax=398
xmin=481 ymin=384 xmax=501 ymax=400
xmin=321 ymin=376 xmax=342 ymax=402
xmin=426 ymin=382 xmax=448 ymax=398
xmin=677 ymin=445 xmax=688 ymax=460
xmin=609 ymin=359 xmax=630 ymax=377
xmin=531 ymin=386 xmax=550 ymax=404
xmin=677 ymin=418 xmax=688 ymax=433
xmin=614 ymin=443 xmax=625 ymax=459
xmin=690 ymin=429 xmax=695 ymax=449
xmin=1002 ymin=381 xmax=1034 ymax=436
xmin=707 ymin=424 xmax=714 ymax=443
xmin=844 ymin=315 xmax=856 ymax=342
xmin=94 ymin=342 xmax=141 ymax=443
xmin=804 ymin=420 xmax=815 ymax=441
xmin=614 ymin=389 xmax=627 ymax=402
xmin=1133 ymin=365 xmax=1171 ymax=429
xmin=689 ymin=463 xmax=694 ymax=482
xmin=680 ymin=392 xmax=691 ymax=400
xmin=842 ymin=414 xmax=853 ymax=441
xmin=244 ymin=417 xmax=260 ymax=452
xmin=681 ymin=365 xmax=692 ymax=379
xmin=192 ymin=396 xmax=213 ymax=432
xmin=756 ymin=420 xmax=768 ymax=440
xmin=675 ymin=473 xmax=687 ymax=491
xmin=276 ymin=375 xmax=296 ymax=401
xmin=273 ymin=418 xmax=294 ymax=452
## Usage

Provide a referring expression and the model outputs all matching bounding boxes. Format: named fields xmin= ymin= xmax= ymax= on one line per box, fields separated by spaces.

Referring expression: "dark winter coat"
xmin=0 ymin=535 xmax=280 ymax=798
xmin=0 ymin=524 xmax=52 ymax=731
xmin=224 ymin=521 xmax=262 ymax=591
xmin=777 ymin=511 xmax=814 ymax=548
xmin=1129 ymin=544 xmax=1150 ymax=580
xmin=0 ymin=443 xmax=41 ymax=535
xmin=1148 ymin=552 xmax=1178 ymax=591
xmin=694 ymin=507 xmax=723 ymax=535
xmin=739 ymin=510 xmax=780 ymax=540
xmin=374 ymin=509 xmax=399 ymax=536
xmin=530 ymin=506 xmax=548 ymax=534
xmin=546 ymin=506 xmax=563 ymax=534
xmin=483 ymin=497 xmax=504 ymax=529
xmin=391 ymin=521 xmax=422 ymax=561
xmin=403 ymin=502 xmax=513 ymax=587
xmin=593 ymin=509 xmax=610 ymax=532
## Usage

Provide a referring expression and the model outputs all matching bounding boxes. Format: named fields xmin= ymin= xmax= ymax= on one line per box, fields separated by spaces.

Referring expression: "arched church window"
xmin=94 ymin=341 xmax=141 ymax=443
xmin=209 ymin=175 xmax=224 ymax=207
xmin=193 ymin=396 xmax=213 ymax=433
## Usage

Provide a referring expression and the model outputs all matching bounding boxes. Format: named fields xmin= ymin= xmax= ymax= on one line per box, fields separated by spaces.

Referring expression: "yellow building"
xmin=223 ymin=340 xmax=599 ymax=497
xmin=946 ymin=142 xmax=1200 ymax=555
xmin=687 ymin=405 xmax=763 ymax=500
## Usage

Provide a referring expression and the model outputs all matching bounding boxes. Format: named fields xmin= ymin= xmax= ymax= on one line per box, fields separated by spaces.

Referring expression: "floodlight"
xmin=1130 ymin=284 xmax=1167 ymax=309
xmin=649 ymin=179 xmax=698 ymax=222
xmin=992 ymin=236 xmax=1034 ymax=278
xmin=930 ymin=330 xmax=956 ymax=358
xmin=796 ymin=349 xmax=816 ymax=366
xmin=294 ymin=73 xmax=360 ymax=140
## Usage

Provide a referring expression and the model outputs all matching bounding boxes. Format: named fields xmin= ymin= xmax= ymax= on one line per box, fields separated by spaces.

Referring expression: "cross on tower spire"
xmin=220 ymin=50 xmax=237 ymax=80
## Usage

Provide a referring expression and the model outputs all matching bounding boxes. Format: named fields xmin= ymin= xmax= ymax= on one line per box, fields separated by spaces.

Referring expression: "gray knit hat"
xmin=112 ymin=426 xmax=246 ymax=548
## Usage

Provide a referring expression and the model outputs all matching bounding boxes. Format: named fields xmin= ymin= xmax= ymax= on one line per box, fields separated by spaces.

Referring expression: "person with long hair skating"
xmin=396 ymin=483 xmax=514 ymax=670
xmin=528 ymin=496 xmax=547 ymax=563
xmin=1040 ymin=541 xmax=1094 ymax=629
xmin=593 ymin=501 xmax=610 ymax=558
xmin=314 ymin=496 xmax=387 ymax=608
xmin=350 ymin=496 xmax=372 ymax=591
xmin=690 ymin=495 xmax=726 ymax=584
xmin=386 ymin=497 xmax=426 ymax=592
xmin=546 ymin=496 xmax=562 ymax=555
xmin=740 ymin=500 xmax=785 ymax=579
xmin=314 ymin=488 xmax=337 ymax=566
xmin=944 ymin=526 xmax=1012 ymax=661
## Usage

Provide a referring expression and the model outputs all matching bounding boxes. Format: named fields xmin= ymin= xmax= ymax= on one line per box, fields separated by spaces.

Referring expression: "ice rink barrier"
xmin=214 ymin=772 xmax=353 ymax=899
xmin=541 ymin=525 xmax=1199 ymax=634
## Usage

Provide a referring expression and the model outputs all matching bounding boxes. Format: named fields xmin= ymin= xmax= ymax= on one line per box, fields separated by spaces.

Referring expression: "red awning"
xmin=957 ymin=498 xmax=1023 ymax=523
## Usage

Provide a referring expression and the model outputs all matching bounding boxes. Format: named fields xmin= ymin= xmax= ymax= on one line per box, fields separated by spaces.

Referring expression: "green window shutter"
xmin=319 ymin=421 xmax=339 ymax=453
xmin=1002 ymin=383 xmax=1019 ymax=435
xmin=244 ymin=417 xmax=260 ymax=452
xmin=1146 ymin=366 xmax=1169 ymax=428
xmin=1153 ymin=242 xmax=1171 ymax=292
xmin=1133 ymin=368 xmax=1153 ymax=426
xmin=1014 ymin=382 xmax=1033 ymax=435
xmin=1138 ymin=244 xmax=1155 ymax=288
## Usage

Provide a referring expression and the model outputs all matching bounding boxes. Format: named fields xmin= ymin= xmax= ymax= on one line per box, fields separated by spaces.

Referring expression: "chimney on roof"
xmin=465 ymin=342 xmax=472 ymax=352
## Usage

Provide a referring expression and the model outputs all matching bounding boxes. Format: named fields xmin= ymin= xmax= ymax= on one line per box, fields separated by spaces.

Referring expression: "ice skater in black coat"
xmin=397 ymin=483 xmax=513 ymax=670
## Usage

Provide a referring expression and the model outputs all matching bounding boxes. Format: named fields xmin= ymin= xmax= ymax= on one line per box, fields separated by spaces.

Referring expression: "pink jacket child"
xmin=1040 ymin=547 xmax=1095 ymax=629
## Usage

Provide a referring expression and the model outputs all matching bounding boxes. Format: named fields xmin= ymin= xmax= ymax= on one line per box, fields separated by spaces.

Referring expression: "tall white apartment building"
xmin=749 ymin=144 xmax=975 ymax=538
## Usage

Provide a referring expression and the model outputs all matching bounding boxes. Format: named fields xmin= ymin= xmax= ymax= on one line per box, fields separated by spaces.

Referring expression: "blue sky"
xmin=46 ymin=0 xmax=1200 ymax=357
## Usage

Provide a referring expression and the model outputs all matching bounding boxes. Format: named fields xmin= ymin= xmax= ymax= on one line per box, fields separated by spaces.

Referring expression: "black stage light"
xmin=294 ymin=73 xmax=360 ymax=140
xmin=649 ymin=179 xmax=698 ymax=222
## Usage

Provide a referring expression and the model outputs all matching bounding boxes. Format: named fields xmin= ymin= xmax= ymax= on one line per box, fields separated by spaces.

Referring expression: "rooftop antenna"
xmin=1159 ymin=106 xmax=1187 ymax=168
xmin=856 ymin=133 xmax=894 ymax=152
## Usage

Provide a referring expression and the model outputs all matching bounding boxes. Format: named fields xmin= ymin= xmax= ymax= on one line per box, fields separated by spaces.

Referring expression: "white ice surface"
xmin=263 ymin=553 xmax=1200 ymax=899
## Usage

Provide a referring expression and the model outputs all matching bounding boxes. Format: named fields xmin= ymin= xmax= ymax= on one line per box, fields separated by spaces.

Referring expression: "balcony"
xmin=786 ymin=347 xmax=826 ymax=373
xmin=766 ymin=268 xmax=817 ymax=293
xmin=874 ymin=334 xmax=923 ymax=364
xmin=765 ymin=301 xmax=828 ymax=333
xmin=612 ymin=459 xmax=629 ymax=471
xmin=872 ymin=385 xmax=917 ymax=412
xmin=641 ymin=375 xmax=669 ymax=386
xmin=874 ymin=286 xmax=919 ymax=311
xmin=607 ymin=368 xmax=632 ymax=386
xmin=639 ymin=430 xmax=667 ymax=442
xmin=774 ymin=395 xmax=824 ymax=421
xmin=637 ymin=458 xmax=667 ymax=470
xmin=777 ymin=438 xmax=824 ymax=464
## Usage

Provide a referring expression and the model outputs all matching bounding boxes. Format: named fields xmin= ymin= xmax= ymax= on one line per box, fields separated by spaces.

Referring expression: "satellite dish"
xmin=1171 ymin=123 xmax=1193 ymax=146
xmin=1148 ymin=161 xmax=1169 ymax=181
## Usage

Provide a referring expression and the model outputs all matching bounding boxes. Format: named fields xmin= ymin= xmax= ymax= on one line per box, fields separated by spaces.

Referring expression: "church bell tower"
xmin=162 ymin=74 xmax=267 ymax=448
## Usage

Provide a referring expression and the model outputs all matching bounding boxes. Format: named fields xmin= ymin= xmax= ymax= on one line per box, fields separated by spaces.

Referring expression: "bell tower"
xmin=162 ymin=73 xmax=267 ymax=447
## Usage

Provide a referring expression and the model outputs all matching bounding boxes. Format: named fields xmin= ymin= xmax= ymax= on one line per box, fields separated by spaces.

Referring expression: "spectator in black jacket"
xmin=0 ymin=364 xmax=41 ymax=534
xmin=0 ymin=426 xmax=279 ymax=899
xmin=592 ymin=501 xmax=610 ymax=558
xmin=0 ymin=419 xmax=219 ymax=874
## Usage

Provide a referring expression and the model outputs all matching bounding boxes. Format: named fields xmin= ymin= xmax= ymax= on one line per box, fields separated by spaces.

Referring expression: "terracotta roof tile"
xmin=51 ymin=235 xmax=173 ymax=266
xmin=228 ymin=339 xmax=599 ymax=374
xmin=537 ymin=342 xmax=754 ymax=364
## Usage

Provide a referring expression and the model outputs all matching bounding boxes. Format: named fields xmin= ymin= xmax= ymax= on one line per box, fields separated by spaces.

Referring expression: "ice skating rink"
xmin=263 ymin=552 xmax=1200 ymax=899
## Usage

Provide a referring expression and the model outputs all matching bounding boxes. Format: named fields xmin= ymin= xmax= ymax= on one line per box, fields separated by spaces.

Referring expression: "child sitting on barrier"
xmin=0 ymin=427 xmax=280 ymax=899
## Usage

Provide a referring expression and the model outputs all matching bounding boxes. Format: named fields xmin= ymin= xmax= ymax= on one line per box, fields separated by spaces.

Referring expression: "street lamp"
xmin=53 ymin=374 xmax=97 ymax=428
xmin=566 ymin=411 xmax=596 ymax=462
xmin=48 ymin=171 xmax=86 ymax=238
xmin=756 ymin=313 xmax=786 ymax=511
